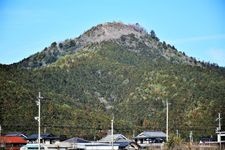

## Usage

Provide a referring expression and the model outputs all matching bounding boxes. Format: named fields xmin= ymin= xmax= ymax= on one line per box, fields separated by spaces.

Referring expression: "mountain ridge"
xmin=16 ymin=22 xmax=210 ymax=69
xmin=1 ymin=22 xmax=225 ymax=140
xmin=17 ymin=22 xmax=147 ymax=68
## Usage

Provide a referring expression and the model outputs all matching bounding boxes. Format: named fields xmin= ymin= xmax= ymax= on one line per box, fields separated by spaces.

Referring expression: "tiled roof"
xmin=135 ymin=131 xmax=166 ymax=139
xmin=27 ymin=134 xmax=59 ymax=140
xmin=0 ymin=136 xmax=27 ymax=144
xmin=64 ymin=137 xmax=89 ymax=143
xmin=99 ymin=134 xmax=129 ymax=143
xmin=5 ymin=132 xmax=27 ymax=139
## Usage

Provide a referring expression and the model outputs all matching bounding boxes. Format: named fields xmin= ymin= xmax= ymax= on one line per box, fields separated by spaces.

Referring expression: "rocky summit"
xmin=18 ymin=22 xmax=201 ymax=68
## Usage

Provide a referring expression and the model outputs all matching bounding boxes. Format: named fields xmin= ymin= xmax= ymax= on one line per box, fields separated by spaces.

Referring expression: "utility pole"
xmin=0 ymin=125 xmax=2 ymax=136
xmin=111 ymin=116 xmax=114 ymax=150
xmin=189 ymin=131 xmax=193 ymax=144
xmin=216 ymin=113 xmax=221 ymax=131
xmin=35 ymin=92 xmax=43 ymax=150
xmin=216 ymin=113 xmax=222 ymax=150
xmin=176 ymin=129 xmax=179 ymax=138
xmin=166 ymin=100 xmax=169 ymax=142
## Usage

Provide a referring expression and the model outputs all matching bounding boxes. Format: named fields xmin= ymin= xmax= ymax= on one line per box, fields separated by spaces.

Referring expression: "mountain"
xmin=1 ymin=22 xmax=225 ymax=140
xmin=17 ymin=22 xmax=203 ymax=68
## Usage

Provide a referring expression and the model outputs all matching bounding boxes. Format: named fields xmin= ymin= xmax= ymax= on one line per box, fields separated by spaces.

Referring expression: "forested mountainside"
xmin=1 ymin=22 xmax=225 ymax=140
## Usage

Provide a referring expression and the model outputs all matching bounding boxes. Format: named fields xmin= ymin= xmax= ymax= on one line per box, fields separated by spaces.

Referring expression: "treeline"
xmin=1 ymin=40 xmax=225 ymax=141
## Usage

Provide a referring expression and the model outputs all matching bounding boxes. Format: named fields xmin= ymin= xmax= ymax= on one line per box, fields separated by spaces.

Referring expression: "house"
xmin=5 ymin=132 xmax=28 ymax=139
xmin=99 ymin=134 xmax=129 ymax=143
xmin=63 ymin=137 xmax=90 ymax=149
xmin=84 ymin=143 xmax=119 ymax=150
xmin=63 ymin=137 xmax=121 ymax=150
xmin=0 ymin=136 xmax=27 ymax=150
xmin=64 ymin=137 xmax=89 ymax=143
xmin=98 ymin=134 xmax=137 ymax=149
xmin=217 ymin=131 xmax=225 ymax=143
xmin=26 ymin=133 xmax=59 ymax=144
xmin=20 ymin=143 xmax=73 ymax=150
xmin=134 ymin=131 xmax=166 ymax=144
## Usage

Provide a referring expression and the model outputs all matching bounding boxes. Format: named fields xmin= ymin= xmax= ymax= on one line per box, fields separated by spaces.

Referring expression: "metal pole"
xmin=219 ymin=132 xmax=221 ymax=150
xmin=176 ymin=129 xmax=179 ymax=137
xmin=37 ymin=92 xmax=43 ymax=150
xmin=166 ymin=100 xmax=169 ymax=142
xmin=0 ymin=125 xmax=1 ymax=136
xmin=189 ymin=131 xmax=193 ymax=143
xmin=111 ymin=116 xmax=114 ymax=150
xmin=218 ymin=113 xmax=221 ymax=150
xmin=218 ymin=113 xmax=221 ymax=130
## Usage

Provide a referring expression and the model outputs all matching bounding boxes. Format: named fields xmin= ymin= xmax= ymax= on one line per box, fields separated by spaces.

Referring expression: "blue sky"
xmin=0 ymin=0 xmax=225 ymax=66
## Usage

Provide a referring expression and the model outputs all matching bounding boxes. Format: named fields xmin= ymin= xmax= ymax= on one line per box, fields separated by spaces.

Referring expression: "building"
xmin=20 ymin=143 xmax=72 ymax=150
xmin=63 ymin=136 xmax=121 ymax=150
xmin=5 ymin=132 xmax=28 ymax=139
xmin=0 ymin=136 xmax=27 ymax=150
xmin=98 ymin=134 xmax=138 ymax=149
xmin=217 ymin=131 xmax=225 ymax=143
xmin=26 ymin=133 xmax=59 ymax=144
xmin=63 ymin=137 xmax=90 ymax=149
xmin=134 ymin=131 xmax=166 ymax=144
xmin=99 ymin=134 xmax=129 ymax=143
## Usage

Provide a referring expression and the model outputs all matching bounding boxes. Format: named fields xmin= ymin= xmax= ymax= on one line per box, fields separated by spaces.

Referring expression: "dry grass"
xmin=145 ymin=143 xmax=222 ymax=150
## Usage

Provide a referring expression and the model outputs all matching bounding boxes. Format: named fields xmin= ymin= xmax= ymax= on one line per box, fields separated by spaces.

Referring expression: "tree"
xmin=51 ymin=42 xmax=57 ymax=47
xmin=59 ymin=43 xmax=63 ymax=49
xmin=150 ymin=30 xmax=156 ymax=38
xmin=166 ymin=134 xmax=183 ymax=150
xmin=162 ymin=41 xmax=167 ymax=49
xmin=150 ymin=30 xmax=159 ymax=41
xmin=69 ymin=40 xmax=76 ymax=47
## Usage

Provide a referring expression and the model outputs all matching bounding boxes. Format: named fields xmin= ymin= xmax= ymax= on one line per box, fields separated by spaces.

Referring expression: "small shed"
xmin=0 ymin=136 xmax=27 ymax=150
xmin=134 ymin=131 xmax=166 ymax=144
